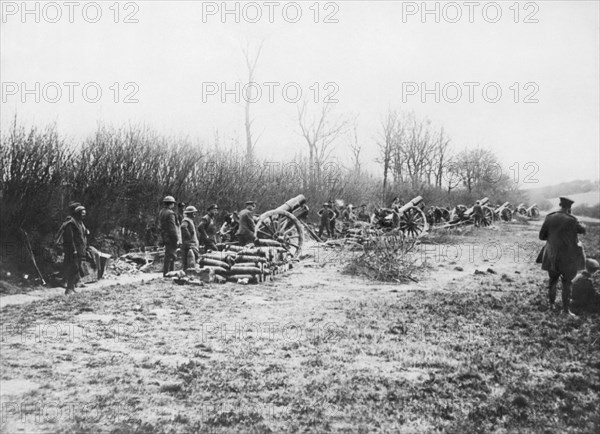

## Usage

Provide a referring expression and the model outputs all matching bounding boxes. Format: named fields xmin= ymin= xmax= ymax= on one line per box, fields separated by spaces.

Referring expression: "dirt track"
xmin=1 ymin=220 xmax=598 ymax=433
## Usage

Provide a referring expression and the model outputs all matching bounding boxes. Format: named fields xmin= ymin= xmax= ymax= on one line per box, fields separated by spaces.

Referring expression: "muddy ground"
xmin=1 ymin=220 xmax=599 ymax=433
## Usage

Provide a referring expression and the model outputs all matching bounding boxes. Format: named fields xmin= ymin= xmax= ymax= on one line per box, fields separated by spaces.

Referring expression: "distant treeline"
xmin=0 ymin=122 xmax=526 ymax=271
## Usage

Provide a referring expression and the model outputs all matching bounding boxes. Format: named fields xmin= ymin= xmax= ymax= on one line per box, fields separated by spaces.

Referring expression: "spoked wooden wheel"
xmin=255 ymin=210 xmax=304 ymax=257
xmin=501 ymin=209 xmax=513 ymax=222
xmin=529 ymin=208 xmax=539 ymax=218
xmin=398 ymin=206 xmax=428 ymax=238
xmin=482 ymin=206 xmax=494 ymax=227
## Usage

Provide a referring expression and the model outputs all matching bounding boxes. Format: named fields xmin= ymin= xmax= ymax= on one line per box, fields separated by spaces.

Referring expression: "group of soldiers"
xmin=56 ymin=194 xmax=599 ymax=314
xmin=317 ymin=202 xmax=370 ymax=239
xmin=157 ymin=196 xmax=257 ymax=277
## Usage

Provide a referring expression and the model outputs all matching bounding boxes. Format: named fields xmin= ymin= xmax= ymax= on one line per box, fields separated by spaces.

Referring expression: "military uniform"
xmin=472 ymin=203 xmax=483 ymax=227
xmin=159 ymin=198 xmax=180 ymax=276
xmin=62 ymin=207 xmax=88 ymax=294
xmin=539 ymin=206 xmax=586 ymax=312
xmin=318 ymin=205 xmax=334 ymax=238
xmin=198 ymin=214 xmax=218 ymax=251
xmin=180 ymin=213 xmax=199 ymax=270
xmin=236 ymin=203 xmax=256 ymax=246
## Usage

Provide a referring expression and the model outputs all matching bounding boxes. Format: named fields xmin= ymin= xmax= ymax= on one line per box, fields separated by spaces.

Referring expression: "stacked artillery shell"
xmin=195 ymin=239 xmax=294 ymax=284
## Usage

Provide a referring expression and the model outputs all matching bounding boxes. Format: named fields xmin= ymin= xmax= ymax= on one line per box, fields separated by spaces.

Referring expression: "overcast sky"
xmin=1 ymin=1 xmax=599 ymax=187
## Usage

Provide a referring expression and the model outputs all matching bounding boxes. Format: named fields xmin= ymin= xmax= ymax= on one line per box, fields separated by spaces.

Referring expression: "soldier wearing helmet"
xmin=180 ymin=205 xmax=199 ymax=270
xmin=158 ymin=195 xmax=181 ymax=276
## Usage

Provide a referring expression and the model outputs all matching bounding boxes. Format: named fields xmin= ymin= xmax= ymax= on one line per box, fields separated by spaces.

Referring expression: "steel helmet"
xmin=163 ymin=196 xmax=176 ymax=203
xmin=184 ymin=206 xmax=198 ymax=214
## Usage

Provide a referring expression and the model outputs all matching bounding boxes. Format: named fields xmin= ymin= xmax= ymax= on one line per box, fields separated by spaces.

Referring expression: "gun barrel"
xmin=495 ymin=201 xmax=510 ymax=212
xmin=465 ymin=198 xmax=488 ymax=216
xmin=275 ymin=195 xmax=306 ymax=213
xmin=398 ymin=196 xmax=423 ymax=214
xmin=526 ymin=203 xmax=538 ymax=212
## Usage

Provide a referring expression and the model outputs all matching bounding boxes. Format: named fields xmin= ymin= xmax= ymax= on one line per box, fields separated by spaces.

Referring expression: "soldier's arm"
xmin=197 ymin=219 xmax=209 ymax=239
xmin=168 ymin=213 xmax=181 ymax=243
xmin=64 ymin=223 xmax=77 ymax=254
xmin=539 ymin=220 xmax=549 ymax=240
xmin=577 ymin=222 xmax=586 ymax=235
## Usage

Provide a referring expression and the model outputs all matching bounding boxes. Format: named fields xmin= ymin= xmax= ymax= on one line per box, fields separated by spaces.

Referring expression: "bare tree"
xmin=297 ymin=101 xmax=348 ymax=189
xmin=347 ymin=120 xmax=362 ymax=173
xmin=377 ymin=109 xmax=400 ymax=200
xmin=241 ymin=41 xmax=264 ymax=160
xmin=434 ymin=127 xmax=451 ymax=188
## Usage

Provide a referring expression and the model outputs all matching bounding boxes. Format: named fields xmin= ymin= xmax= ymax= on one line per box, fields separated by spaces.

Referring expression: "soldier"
xmin=62 ymin=205 xmax=88 ymax=295
xmin=329 ymin=203 xmax=340 ymax=239
xmin=198 ymin=204 xmax=219 ymax=251
xmin=571 ymin=259 xmax=600 ymax=314
xmin=357 ymin=204 xmax=370 ymax=223
xmin=342 ymin=204 xmax=356 ymax=223
xmin=236 ymin=201 xmax=257 ymax=246
xmin=158 ymin=195 xmax=181 ymax=277
xmin=472 ymin=201 xmax=483 ymax=227
xmin=317 ymin=203 xmax=333 ymax=239
xmin=180 ymin=206 xmax=199 ymax=270
xmin=538 ymin=197 xmax=586 ymax=315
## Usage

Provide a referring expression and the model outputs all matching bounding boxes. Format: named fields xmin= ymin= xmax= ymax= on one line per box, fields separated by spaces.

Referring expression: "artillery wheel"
xmin=482 ymin=206 xmax=494 ymax=227
xmin=500 ymin=208 xmax=513 ymax=222
xmin=255 ymin=210 xmax=304 ymax=257
xmin=528 ymin=208 xmax=540 ymax=218
xmin=398 ymin=206 xmax=428 ymax=238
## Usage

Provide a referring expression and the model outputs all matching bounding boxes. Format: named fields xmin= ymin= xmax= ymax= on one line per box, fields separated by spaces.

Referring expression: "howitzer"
xmin=254 ymin=195 xmax=314 ymax=256
xmin=516 ymin=203 xmax=527 ymax=214
xmin=446 ymin=197 xmax=494 ymax=227
xmin=494 ymin=202 xmax=513 ymax=222
xmin=464 ymin=197 xmax=489 ymax=217
xmin=379 ymin=195 xmax=428 ymax=237
xmin=526 ymin=203 xmax=539 ymax=218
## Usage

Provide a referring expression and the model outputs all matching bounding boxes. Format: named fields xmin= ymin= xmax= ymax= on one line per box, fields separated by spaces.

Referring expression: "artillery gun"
xmin=373 ymin=196 xmax=428 ymax=237
xmin=254 ymin=195 xmax=308 ymax=257
xmin=526 ymin=203 xmax=539 ymax=218
xmin=444 ymin=197 xmax=494 ymax=227
xmin=516 ymin=203 xmax=527 ymax=215
xmin=494 ymin=202 xmax=513 ymax=222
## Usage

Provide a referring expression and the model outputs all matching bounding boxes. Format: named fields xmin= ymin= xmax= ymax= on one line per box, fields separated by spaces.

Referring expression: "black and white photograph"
xmin=1 ymin=1 xmax=599 ymax=432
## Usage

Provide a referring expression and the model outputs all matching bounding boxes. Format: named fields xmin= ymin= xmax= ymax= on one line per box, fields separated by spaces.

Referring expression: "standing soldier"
xmin=472 ymin=201 xmax=483 ymax=227
xmin=236 ymin=201 xmax=257 ymax=246
xmin=158 ymin=196 xmax=181 ymax=277
xmin=62 ymin=205 xmax=88 ymax=295
xmin=538 ymin=197 xmax=586 ymax=315
xmin=198 ymin=204 xmax=219 ymax=251
xmin=317 ymin=203 xmax=333 ymax=239
xmin=329 ymin=203 xmax=340 ymax=239
xmin=180 ymin=206 xmax=199 ymax=270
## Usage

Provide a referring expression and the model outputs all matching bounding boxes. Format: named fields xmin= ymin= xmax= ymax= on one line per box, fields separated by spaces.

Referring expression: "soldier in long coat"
xmin=538 ymin=197 xmax=586 ymax=314
xmin=158 ymin=196 xmax=181 ymax=276
xmin=236 ymin=201 xmax=257 ymax=246
xmin=180 ymin=206 xmax=199 ymax=270
xmin=62 ymin=205 xmax=88 ymax=295
xmin=198 ymin=204 xmax=219 ymax=251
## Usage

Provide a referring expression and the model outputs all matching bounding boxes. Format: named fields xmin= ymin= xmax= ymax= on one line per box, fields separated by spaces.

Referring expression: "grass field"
xmin=1 ymin=222 xmax=599 ymax=433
